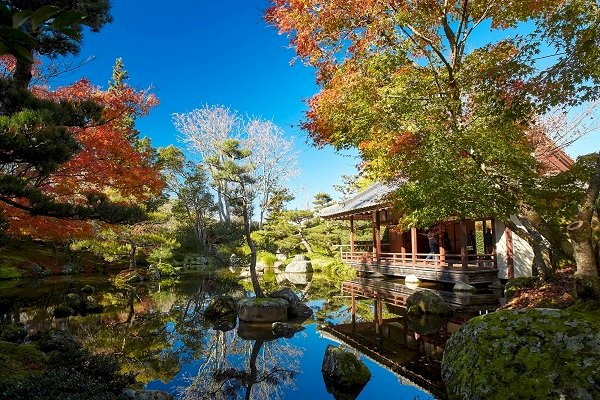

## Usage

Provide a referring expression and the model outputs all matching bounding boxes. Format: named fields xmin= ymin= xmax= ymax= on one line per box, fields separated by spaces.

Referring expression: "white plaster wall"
xmin=495 ymin=220 xmax=509 ymax=279
xmin=495 ymin=217 xmax=534 ymax=279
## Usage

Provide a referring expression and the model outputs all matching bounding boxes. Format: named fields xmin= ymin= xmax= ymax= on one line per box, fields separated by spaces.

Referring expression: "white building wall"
xmin=494 ymin=216 xmax=534 ymax=279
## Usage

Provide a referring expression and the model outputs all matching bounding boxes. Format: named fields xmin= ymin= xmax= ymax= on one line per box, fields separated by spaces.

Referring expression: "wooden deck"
xmin=341 ymin=250 xmax=499 ymax=284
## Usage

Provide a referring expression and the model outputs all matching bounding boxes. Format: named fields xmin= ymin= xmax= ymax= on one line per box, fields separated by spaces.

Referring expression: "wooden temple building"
xmin=320 ymin=182 xmax=534 ymax=284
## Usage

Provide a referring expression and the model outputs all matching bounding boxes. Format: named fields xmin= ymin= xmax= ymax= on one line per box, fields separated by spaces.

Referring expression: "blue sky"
xmin=56 ymin=0 xmax=598 ymax=209
xmin=54 ymin=0 xmax=359 ymax=209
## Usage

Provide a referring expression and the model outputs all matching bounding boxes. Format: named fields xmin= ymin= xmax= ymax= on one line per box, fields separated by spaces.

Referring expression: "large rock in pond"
xmin=406 ymin=290 xmax=453 ymax=316
xmin=237 ymin=298 xmax=289 ymax=323
xmin=442 ymin=308 xmax=600 ymax=400
xmin=453 ymin=280 xmax=477 ymax=293
xmin=270 ymin=287 xmax=313 ymax=320
xmin=322 ymin=345 xmax=371 ymax=399
xmin=285 ymin=254 xmax=313 ymax=273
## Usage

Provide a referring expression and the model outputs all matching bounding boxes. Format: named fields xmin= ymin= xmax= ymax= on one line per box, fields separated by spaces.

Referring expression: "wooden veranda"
xmin=321 ymin=182 xmax=500 ymax=284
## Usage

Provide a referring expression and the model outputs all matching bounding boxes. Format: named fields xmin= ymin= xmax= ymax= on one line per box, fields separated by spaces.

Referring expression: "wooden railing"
xmin=339 ymin=245 xmax=497 ymax=270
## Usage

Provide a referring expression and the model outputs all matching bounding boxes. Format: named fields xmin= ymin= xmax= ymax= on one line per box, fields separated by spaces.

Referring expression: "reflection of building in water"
xmin=319 ymin=277 xmax=502 ymax=399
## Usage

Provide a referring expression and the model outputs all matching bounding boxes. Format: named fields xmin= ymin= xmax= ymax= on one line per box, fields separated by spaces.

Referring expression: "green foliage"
xmin=0 ymin=330 xmax=134 ymax=400
xmin=0 ymin=265 xmax=21 ymax=280
xmin=257 ymin=251 xmax=276 ymax=268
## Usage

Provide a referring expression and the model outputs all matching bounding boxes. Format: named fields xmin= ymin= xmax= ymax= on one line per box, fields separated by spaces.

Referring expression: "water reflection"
xmin=183 ymin=331 xmax=302 ymax=400
xmin=0 ymin=273 xmax=502 ymax=399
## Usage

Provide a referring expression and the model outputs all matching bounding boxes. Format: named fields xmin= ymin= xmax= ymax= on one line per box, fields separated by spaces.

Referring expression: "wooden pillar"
xmin=375 ymin=210 xmax=382 ymax=263
xmin=371 ymin=211 xmax=377 ymax=262
xmin=439 ymin=230 xmax=445 ymax=267
xmin=373 ymin=298 xmax=379 ymax=326
xmin=505 ymin=226 xmax=514 ymax=278
xmin=351 ymin=291 xmax=356 ymax=328
xmin=491 ymin=218 xmax=497 ymax=268
xmin=411 ymin=226 xmax=417 ymax=266
xmin=378 ymin=298 xmax=383 ymax=325
xmin=350 ymin=216 xmax=355 ymax=254
xmin=460 ymin=220 xmax=468 ymax=269
xmin=399 ymin=231 xmax=406 ymax=258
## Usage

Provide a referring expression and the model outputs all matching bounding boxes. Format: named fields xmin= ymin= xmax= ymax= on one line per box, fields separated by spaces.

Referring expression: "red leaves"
xmin=3 ymin=77 xmax=163 ymax=241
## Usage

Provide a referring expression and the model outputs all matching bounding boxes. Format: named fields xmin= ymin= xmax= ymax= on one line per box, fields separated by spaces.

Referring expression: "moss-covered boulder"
xmin=321 ymin=345 xmax=371 ymax=399
xmin=53 ymin=305 xmax=75 ymax=318
xmin=504 ymin=276 xmax=538 ymax=300
xmin=237 ymin=297 xmax=289 ymax=323
xmin=407 ymin=314 xmax=448 ymax=335
xmin=0 ymin=322 xmax=27 ymax=343
xmin=0 ymin=265 xmax=21 ymax=280
xmin=0 ymin=341 xmax=47 ymax=383
xmin=270 ymin=287 xmax=313 ymax=320
xmin=442 ymin=308 xmax=600 ymax=400
xmin=81 ymin=285 xmax=95 ymax=295
xmin=406 ymin=290 xmax=453 ymax=316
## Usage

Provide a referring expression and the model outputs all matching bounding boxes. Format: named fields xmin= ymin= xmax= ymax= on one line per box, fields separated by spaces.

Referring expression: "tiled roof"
xmin=320 ymin=181 xmax=399 ymax=219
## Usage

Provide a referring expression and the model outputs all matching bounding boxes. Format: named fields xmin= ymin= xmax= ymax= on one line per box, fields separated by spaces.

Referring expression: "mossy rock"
xmin=81 ymin=285 xmax=95 ymax=295
xmin=237 ymin=297 xmax=289 ymax=323
xmin=442 ymin=308 xmax=600 ymax=400
xmin=53 ymin=305 xmax=75 ymax=318
xmin=0 ymin=341 xmax=47 ymax=383
xmin=0 ymin=266 xmax=21 ymax=280
xmin=82 ymin=302 xmax=104 ymax=314
xmin=0 ymin=322 xmax=27 ymax=343
xmin=504 ymin=276 xmax=538 ymax=300
xmin=65 ymin=293 xmax=81 ymax=308
xmin=406 ymin=290 xmax=453 ymax=316
xmin=321 ymin=345 xmax=371 ymax=397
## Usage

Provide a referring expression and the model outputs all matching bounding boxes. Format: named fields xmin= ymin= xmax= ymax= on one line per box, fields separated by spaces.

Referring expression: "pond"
xmin=0 ymin=272 xmax=502 ymax=399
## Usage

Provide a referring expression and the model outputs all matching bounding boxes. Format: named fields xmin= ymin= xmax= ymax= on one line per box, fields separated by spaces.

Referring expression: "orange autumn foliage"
xmin=4 ymin=79 xmax=164 ymax=240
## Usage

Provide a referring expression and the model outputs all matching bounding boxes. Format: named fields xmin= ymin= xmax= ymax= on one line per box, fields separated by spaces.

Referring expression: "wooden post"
xmin=491 ymin=218 xmax=497 ymax=268
xmin=351 ymin=291 xmax=356 ymax=328
xmin=371 ymin=211 xmax=377 ymax=262
xmin=460 ymin=220 xmax=468 ymax=270
xmin=400 ymin=231 xmax=406 ymax=258
xmin=378 ymin=298 xmax=383 ymax=325
xmin=350 ymin=215 xmax=355 ymax=254
xmin=505 ymin=226 xmax=514 ymax=278
xmin=439 ymin=230 xmax=445 ymax=267
xmin=375 ymin=209 xmax=382 ymax=263
xmin=411 ymin=226 xmax=417 ymax=266
xmin=373 ymin=298 xmax=379 ymax=329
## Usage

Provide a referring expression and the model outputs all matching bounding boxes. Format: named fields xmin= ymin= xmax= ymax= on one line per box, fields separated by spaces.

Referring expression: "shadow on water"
xmin=0 ymin=272 xmax=502 ymax=399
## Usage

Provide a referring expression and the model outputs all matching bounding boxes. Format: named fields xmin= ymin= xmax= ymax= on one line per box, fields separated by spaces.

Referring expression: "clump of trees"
xmin=266 ymin=0 xmax=600 ymax=295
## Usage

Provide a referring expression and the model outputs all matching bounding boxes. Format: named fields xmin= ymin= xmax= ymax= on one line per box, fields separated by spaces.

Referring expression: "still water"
xmin=0 ymin=272 xmax=499 ymax=399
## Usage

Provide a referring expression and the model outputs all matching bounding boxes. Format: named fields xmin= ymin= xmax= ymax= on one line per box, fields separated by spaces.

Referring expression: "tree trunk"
xmin=129 ymin=244 xmax=137 ymax=270
xmin=298 ymin=229 xmax=313 ymax=253
xmin=12 ymin=57 xmax=34 ymax=90
xmin=568 ymin=151 xmax=600 ymax=298
xmin=243 ymin=202 xmax=264 ymax=297
xmin=506 ymin=214 xmax=554 ymax=280
xmin=244 ymin=340 xmax=264 ymax=400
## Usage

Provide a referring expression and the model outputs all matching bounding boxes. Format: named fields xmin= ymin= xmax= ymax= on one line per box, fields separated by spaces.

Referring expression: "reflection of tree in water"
xmin=184 ymin=331 xmax=302 ymax=400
